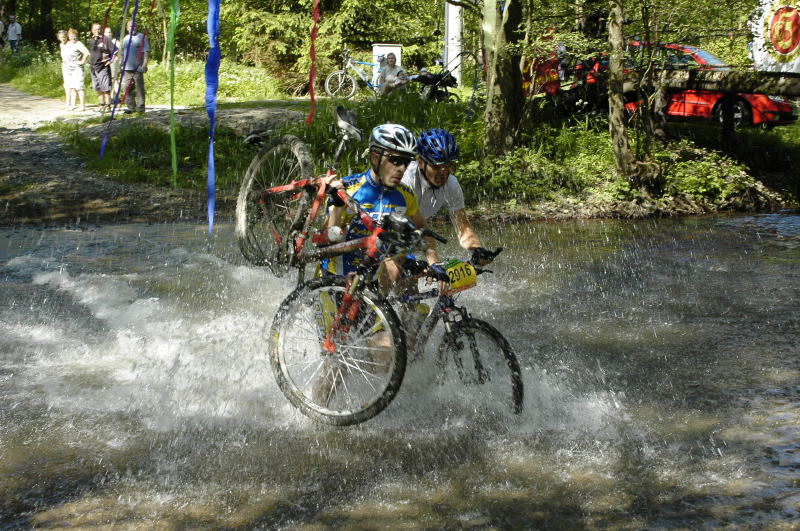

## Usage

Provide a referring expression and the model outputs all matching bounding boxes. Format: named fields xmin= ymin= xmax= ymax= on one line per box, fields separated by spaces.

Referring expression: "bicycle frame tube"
xmin=347 ymin=58 xmax=377 ymax=89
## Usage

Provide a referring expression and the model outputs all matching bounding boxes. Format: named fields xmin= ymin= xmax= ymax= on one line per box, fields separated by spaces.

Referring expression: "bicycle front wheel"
xmin=270 ymin=276 xmax=407 ymax=426
xmin=324 ymin=71 xmax=357 ymax=99
xmin=235 ymin=135 xmax=313 ymax=274
xmin=437 ymin=318 xmax=523 ymax=414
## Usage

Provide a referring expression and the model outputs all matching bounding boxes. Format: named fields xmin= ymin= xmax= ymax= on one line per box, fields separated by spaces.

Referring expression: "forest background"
xmin=1 ymin=0 xmax=798 ymax=218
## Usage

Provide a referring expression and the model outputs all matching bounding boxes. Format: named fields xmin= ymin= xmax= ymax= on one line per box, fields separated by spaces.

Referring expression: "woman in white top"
xmin=377 ymin=53 xmax=408 ymax=96
xmin=63 ymin=28 xmax=90 ymax=111
xmin=57 ymin=30 xmax=70 ymax=109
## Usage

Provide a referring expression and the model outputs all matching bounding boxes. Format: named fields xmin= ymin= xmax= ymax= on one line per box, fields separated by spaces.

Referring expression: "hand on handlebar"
xmin=470 ymin=246 xmax=502 ymax=266
xmin=425 ymin=262 xmax=450 ymax=283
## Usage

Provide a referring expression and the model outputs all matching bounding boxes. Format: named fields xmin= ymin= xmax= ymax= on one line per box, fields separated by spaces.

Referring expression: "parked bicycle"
xmin=324 ymin=48 xmax=383 ymax=100
xmin=235 ymin=107 xmax=523 ymax=425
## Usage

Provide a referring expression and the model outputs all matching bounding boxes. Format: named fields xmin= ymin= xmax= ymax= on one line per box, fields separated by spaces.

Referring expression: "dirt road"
xmin=0 ymin=84 xmax=206 ymax=226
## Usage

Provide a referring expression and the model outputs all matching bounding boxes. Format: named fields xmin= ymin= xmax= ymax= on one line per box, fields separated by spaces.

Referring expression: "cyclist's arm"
xmin=409 ymin=211 xmax=438 ymax=264
xmin=450 ymin=208 xmax=482 ymax=250
xmin=325 ymin=179 xmax=346 ymax=229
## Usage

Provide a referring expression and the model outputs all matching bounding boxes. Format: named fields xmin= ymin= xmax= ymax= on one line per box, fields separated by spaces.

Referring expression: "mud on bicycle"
xmin=235 ymin=107 xmax=523 ymax=425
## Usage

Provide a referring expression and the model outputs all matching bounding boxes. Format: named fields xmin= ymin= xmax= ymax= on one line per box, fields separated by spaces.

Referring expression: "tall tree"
xmin=482 ymin=0 xmax=524 ymax=155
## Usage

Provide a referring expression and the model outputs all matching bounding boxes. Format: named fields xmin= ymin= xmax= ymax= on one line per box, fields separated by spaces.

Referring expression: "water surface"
xmin=1 ymin=213 xmax=798 ymax=528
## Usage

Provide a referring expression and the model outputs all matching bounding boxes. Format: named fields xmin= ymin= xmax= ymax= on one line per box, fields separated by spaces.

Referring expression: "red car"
xmin=623 ymin=43 xmax=797 ymax=128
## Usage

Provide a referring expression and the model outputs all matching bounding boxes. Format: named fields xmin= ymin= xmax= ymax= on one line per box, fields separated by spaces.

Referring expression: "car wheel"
xmin=713 ymin=98 xmax=752 ymax=128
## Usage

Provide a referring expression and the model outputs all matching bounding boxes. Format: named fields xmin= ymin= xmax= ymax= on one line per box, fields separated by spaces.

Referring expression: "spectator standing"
xmin=57 ymin=30 xmax=70 ymax=108
xmin=63 ymin=28 xmax=89 ymax=111
xmin=88 ymin=23 xmax=113 ymax=112
xmin=104 ymin=26 xmax=121 ymax=99
xmin=6 ymin=15 xmax=22 ymax=53
xmin=120 ymin=20 xmax=150 ymax=114
xmin=377 ymin=53 xmax=408 ymax=96
xmin=0 ymin=18 xmax=5 ymax=49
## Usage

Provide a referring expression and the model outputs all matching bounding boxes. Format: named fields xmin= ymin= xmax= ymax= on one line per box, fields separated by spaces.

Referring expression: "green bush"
xmin=657 ymin=140 xmax=754 ymax=202
xmin=458 ymin=120 xmax=618 ymax=202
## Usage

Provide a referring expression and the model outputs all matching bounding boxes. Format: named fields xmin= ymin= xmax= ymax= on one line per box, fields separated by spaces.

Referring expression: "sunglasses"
xmin=425 ymin=161 xmax=455 ymax=174
xmin=385 ymin=154 xmax=413 ymax=167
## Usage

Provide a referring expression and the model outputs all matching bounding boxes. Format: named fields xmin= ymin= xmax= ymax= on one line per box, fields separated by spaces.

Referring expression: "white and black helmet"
xmin=369 ymin=123 xmax=417 ymax=157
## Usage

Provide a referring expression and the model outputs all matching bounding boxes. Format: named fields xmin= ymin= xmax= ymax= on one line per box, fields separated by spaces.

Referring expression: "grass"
xmin=1 ymin=44 xmax=287 ymax=106
xmin=42 ymin=121 xmax=258 ymax=194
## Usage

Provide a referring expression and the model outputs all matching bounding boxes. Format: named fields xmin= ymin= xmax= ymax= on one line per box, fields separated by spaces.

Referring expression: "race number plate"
xmin=444 ymin=259 xmax=477 ymax=294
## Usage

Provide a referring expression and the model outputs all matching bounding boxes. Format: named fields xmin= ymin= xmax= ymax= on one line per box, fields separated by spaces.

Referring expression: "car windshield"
xmin=681 ymin=45 xmax=731 ymax=70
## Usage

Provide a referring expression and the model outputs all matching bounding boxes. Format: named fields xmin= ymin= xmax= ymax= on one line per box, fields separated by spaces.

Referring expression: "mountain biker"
xmin=401 ymin=128 xmax=496 ymax=267
xmin=322 ymin=123 xmax=439 ymax=295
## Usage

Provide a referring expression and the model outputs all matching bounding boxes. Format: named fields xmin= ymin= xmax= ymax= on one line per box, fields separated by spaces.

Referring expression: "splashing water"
xmin=1 ymin=213 xmax=798 ymax=527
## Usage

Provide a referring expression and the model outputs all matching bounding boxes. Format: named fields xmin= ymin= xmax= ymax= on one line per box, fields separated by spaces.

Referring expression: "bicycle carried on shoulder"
xmin=234 ymin=107 xmax=523 ymax=425
xmin=324 ymin=48 xmax=383 ymax=100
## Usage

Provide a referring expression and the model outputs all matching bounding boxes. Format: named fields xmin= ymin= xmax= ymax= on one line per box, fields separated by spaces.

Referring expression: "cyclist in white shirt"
xmin=401 ymin=128 xmax=495 ymax=266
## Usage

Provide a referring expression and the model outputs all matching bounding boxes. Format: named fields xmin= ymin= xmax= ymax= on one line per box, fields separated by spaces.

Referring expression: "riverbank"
xmin=0 ymin=83 xmax=793 ymax=227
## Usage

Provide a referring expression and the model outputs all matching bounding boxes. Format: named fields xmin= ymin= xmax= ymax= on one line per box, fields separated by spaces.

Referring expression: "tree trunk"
xmin=607 ymin=0 xmax=637 ymax=181
xmin=483 ymin=0 xmax=524 ymax=155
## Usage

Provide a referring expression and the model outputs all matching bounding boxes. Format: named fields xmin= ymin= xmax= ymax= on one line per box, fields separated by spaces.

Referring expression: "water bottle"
xmin=312 ymin=226 xmax=345 ymax=246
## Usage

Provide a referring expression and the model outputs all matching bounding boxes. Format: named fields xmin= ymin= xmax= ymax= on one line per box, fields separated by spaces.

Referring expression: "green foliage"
xmin=273 ymin=92 xmax=484 ymax=175
xmin=458 ymin=121 xmax=619 ymax=202
xmin=43 ymin=121 xmax=256 ymax=192
xmin=0 ymin=43 xmax=65 ymax=98
xmin=656 ymin=140 xmax=755 ymax=202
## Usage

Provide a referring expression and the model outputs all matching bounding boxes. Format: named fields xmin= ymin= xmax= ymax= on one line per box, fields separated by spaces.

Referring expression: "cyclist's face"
xmin=420 ymin=158 xmax=454 ymax=188
xmin=372 ymin=149 xmax=412 ymax=188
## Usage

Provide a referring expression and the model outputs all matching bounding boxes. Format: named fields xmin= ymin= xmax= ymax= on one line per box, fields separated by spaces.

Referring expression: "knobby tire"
xmin=270 ymin=276 xmax=407 ymax=426
xmin=438 ymin=318 xmax=524 ymax=414
xmin=235 ymin=135 xmax=313 ymax=275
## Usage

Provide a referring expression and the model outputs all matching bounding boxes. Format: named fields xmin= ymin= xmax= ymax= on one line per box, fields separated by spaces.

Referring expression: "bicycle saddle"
xmin=335 ymin=106 xmax=362 ymax=141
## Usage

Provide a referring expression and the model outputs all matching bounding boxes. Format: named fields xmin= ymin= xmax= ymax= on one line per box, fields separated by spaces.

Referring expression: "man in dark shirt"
xmin=88 ymin=23 xmax=112 ymax=112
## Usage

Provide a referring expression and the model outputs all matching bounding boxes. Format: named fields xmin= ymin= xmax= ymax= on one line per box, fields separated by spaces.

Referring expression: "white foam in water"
xmin=2 ymin=246 xmax=304 ymax=436
xmin=2 ymin=229 xmax=628 ymax=440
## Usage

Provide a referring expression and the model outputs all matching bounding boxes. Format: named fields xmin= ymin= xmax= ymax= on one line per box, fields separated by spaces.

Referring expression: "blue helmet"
xmin=417 ymin=128 xmax=459 ymax=165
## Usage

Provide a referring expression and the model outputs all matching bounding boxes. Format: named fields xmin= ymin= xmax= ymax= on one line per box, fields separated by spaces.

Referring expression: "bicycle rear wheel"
xmin=324 ymin=71 xmax=357 ymax=99
xmin=270 ymin=276 xmax=407 ymax=426
xmin=235 ymin=135 xmax=313 ymax=274
xmin=437 ymin=318 xmax=523 ymax=414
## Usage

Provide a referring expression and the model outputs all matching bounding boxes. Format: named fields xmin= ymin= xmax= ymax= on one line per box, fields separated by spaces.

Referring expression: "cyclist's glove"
xmin=470 ymin=246 xmax=496 ymax=265
xmin=402 ymin=257 xmax=429 ymax=276
xmin=327 ymin=186 xmax=346 ymax=208
xmin=426 ymin=262 xmax=450 ymax=282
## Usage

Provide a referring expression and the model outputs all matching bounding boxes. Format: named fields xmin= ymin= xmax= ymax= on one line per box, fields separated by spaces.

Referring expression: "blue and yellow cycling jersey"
xmin=321 ymin=170 xmax=419 ymax=275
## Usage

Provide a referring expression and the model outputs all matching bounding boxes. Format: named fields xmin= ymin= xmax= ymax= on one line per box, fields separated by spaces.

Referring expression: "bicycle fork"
xmin=322 ymin=274 xmax=362 ymax=353
xmin=440 ymin=307 xmax=489 ymax=385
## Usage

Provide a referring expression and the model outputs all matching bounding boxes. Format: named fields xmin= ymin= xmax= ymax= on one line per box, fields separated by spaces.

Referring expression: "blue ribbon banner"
xmin=100 ymin=0 xmax=136 ymax=159
xmin=205 ymin=0 xmax=221 ymax=236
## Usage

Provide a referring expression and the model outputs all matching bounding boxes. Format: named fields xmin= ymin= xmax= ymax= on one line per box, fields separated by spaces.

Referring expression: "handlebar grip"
xmin=422 ymin=228 xmax=448 ymax=244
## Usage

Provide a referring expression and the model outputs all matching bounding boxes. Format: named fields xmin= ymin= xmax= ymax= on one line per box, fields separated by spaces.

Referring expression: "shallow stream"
xmin=1 ymin=212 xmax=798 ymax=528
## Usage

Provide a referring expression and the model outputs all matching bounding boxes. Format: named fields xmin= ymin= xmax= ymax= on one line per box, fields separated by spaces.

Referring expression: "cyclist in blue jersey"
xmin=402 ymin=128 xmax=495 ymax=266
xmin=322 ymin=123 xmax=439 ymax=294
